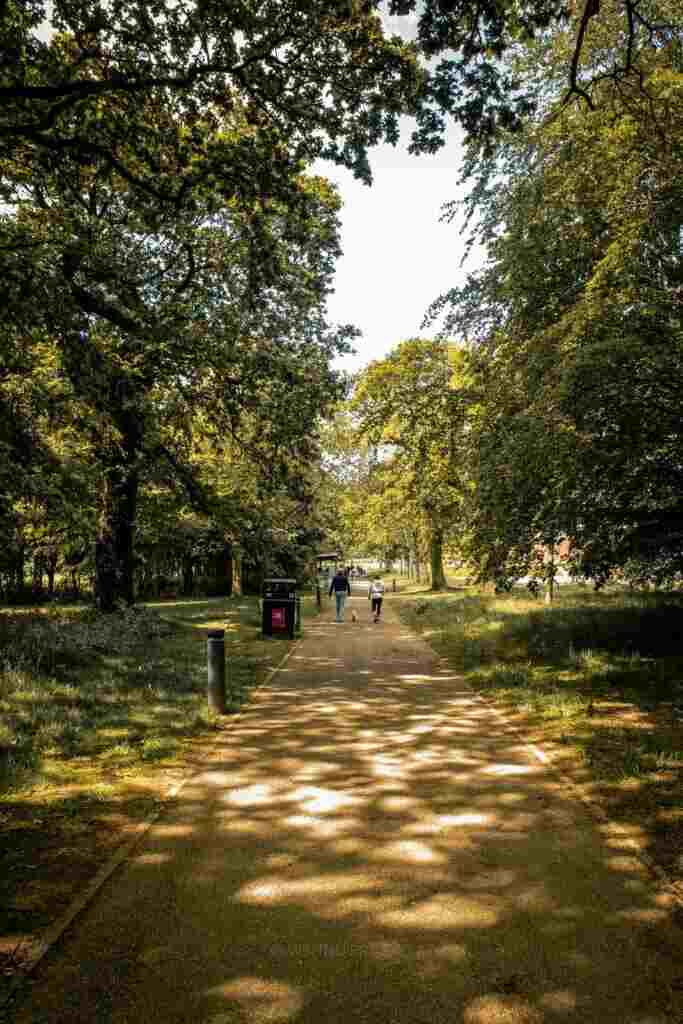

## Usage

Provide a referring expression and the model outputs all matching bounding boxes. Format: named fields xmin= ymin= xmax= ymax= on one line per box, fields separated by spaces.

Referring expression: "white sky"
xmin=316 ymin=121 xmax=483 ymax=378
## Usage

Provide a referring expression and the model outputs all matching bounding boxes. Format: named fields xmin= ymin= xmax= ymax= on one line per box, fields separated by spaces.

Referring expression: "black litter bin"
xmin=262 ymin=578 xmax=296 ymax=639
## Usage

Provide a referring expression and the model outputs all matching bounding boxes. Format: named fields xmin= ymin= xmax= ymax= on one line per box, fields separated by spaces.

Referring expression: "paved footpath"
xmin=7 ymin=589 xmax=683 ymax=1023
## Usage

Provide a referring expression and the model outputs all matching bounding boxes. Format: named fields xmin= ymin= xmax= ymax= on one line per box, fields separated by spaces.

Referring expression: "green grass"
xmin=397 ymin=586 xmax=683 ymax=780
xmin=0 ymin=594 xmax=306 ymax=797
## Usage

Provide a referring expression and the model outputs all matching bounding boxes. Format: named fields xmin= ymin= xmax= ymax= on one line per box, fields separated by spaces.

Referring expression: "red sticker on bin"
xmin=271 ymin=608 xmax=286 ymax=629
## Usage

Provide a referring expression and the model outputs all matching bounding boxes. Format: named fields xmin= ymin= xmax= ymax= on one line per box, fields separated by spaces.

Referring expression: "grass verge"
xmin=0 ymin=593 xmax=309 ymax=981
xmin=395 ymin=585 xmax=683 ymax=888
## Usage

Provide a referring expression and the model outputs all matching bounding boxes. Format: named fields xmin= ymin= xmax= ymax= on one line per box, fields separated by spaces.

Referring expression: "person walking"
xmin=368 ymin=576 xmax=385 ymax=622
xmin=329 ymin=567 xmax=351 ymax=622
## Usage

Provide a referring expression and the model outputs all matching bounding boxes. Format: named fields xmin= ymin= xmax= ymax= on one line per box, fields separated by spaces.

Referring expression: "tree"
xmin=1 ymin=147 xmax=349 ymax=607
xmin=429 ymin=16 xmax=683 ymax=587
xmin=2 ymin=0 xmax=676 ymax=194
xmin=352 ymin=339 xmax=472 ymax=590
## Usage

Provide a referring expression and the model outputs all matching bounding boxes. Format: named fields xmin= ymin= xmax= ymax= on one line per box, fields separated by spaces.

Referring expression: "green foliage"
xmin=428 ymin=9 xmax=683 ymax=587
xmin=0 ymin=597 xmax=277 ymax=793
xmin=2 ymin=0 xmax=670 ymax=187
xmin=351 ymin=339 xmax=472 ymax=587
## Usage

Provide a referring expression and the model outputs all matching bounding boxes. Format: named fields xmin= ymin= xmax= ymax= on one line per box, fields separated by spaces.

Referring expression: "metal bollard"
xmin=316 ymin=582 xmax=321 ymax=609
xmin=393 ymin=579 xmax=396 ymax=592
xmin=207 ymin=629 xmax=226 ymax=714
xmin=296 ymin=595 xmax=302 ymax=630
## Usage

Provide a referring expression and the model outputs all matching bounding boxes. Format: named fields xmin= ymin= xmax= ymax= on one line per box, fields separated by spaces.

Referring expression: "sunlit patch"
xmin=397 ymin=673 xmax=439 ymax=684
xmin=409 ymin=723 xmax=436 ymax=734
xmin=410 ymin=749 xmax=440 ymax=761
xmin=435 ymin=942 xmax=469 ymax=963
xmin=380 ymin=894 xmax=497 ymax=929
xmin=516 ymin=884 xmax=552 ymax=911
xmin=220 ymin=818 xmax=272 ymax=836
xmin=283 ymin=814 xmax=320 ymax=829
xmin=370 ymin=758 xmax=405 ymax=779
xmin=379 ymin=795 xmax=422 ymax=813
xmin=611 ymin=907 xmax=671 ymax=924
xmin=371 ymin=839 xmax=444 ymax=864
xmin=200 ymin=771 xmax=235 ymax=786
xmin=206 ymin=977 xmax=304 ymax=1023
xmin=606 ymin=855 xmax=646 ymax=874
xmin=272 ymin=758 xmax=305 ymax=774
xmin=264 ymin=853 xmax=298 ymax=869
xmin=132 ymin=852 xmax=170 ymax=866
xmin=149 ymin=824 xmax=194 ymax=839
xmin=225 ymin=783 xmax=277 ymax=806
xmin=336 ymin=893 xmax=403 ymax=916
xmin=464 ymin=994 xmax=543 ymax=1023
xmin=304 ymin=817 xmax=361 ymax=838
xmin=332 ymin=838 xmax=365 ymax=855
xmin=288 ymin=785 xmax=360 ymax=814
xmin=437 ymin=812 xmax=493 ymax=828
xmin=480 ymin=763 xmax=537 ymax=776
xmin=496 ymin=791 xmax=527 ymax=804
xmin=238 ymin=872 xmax=381 ymax=906
xmin=537 ymin=989 xmax=577 ymax=1012
xmin=240 ymin=880 xmax=281 ymax=903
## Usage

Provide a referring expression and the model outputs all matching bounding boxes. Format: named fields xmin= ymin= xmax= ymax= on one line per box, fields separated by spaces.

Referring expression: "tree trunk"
xmin=46 ymin=550 xmax=57 ymax=597
xmin=181 ymin=556 xmax=195 ymax=596
xmin=32 ymin=553 xmax=44 ymax=596
xmin=545 ymin=543 xmax=556 ymax=605
xmin=95 ymin=464 xmax=138 ymax=612
xmin=14 ymin=544 xmax=25 ymax=593
xmin=412 ymin=530 xmax=421 ymax=582
xmin=211 ymin=545 xmax=233 ymax=596
xmin=429 ymin=526 xmax=447 ymax=591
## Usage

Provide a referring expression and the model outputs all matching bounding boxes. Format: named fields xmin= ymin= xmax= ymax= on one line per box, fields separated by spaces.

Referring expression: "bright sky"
xmin=315 ymin=6 xmax=485 ymax=378
xmin=317 ymin=124 xmax=481 ymax=376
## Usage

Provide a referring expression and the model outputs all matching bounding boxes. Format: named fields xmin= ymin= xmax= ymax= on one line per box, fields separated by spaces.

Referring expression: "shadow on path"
xmin=8 ymin=597 xmax=683 ymax=1023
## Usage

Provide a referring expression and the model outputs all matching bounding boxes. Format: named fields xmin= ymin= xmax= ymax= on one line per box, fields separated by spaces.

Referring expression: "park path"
xmin=7 ymin=586 xmax=683 ymax=1023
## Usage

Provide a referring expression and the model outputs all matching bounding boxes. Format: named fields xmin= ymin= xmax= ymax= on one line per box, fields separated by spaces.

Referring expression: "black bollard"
xmin=207 ymin=629 xmax=226 ymax=714
xmin=316 ymin=582 xmax=321 ymax=609
xmin=392 ymin=579 xmax=396 ymax=592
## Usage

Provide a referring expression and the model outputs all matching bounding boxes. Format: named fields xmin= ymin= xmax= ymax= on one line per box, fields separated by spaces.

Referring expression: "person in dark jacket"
xmin=329 ymin=567 xmax=351 ymax=622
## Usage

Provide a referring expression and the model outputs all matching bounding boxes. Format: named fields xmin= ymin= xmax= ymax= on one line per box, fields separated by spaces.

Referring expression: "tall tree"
xmin=352 ymin=339 xmax=471 ymax=590
xmin=2 ymin=151 xmax=348 ymax=607
xmin=429 ymin=10 xmax=683 ymax=586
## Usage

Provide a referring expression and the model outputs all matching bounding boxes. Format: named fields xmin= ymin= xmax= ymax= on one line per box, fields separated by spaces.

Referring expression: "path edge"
xmin=0 ymin=634 xmax=304 ymax=1015
xmin=433 ymin=652 xmax=683 ymax=913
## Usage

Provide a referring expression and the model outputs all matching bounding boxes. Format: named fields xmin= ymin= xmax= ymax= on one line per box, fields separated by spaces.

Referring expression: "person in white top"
xmin=368 ymin=576 xmax=385 ymax=622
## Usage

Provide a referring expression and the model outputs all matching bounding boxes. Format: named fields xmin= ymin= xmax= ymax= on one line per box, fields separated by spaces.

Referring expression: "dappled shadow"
xmin=0 ymin=596 xmax=291 ymax=966
xmin=8 ymin=596 xmax=683 ymax=1023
